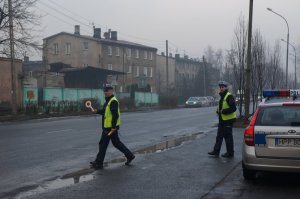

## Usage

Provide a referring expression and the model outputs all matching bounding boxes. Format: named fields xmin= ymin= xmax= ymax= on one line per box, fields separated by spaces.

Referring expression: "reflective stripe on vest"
xmin=104 ymin=96 xmax=121 ymax=128
xmin=218 ymin=92 xmax=237 ymax=121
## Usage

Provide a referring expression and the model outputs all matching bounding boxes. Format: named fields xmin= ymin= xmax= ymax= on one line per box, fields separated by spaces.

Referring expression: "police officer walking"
xmin=89 ymin=84 xmax=135 ymax=169
xmin=208 ymin=81 xmax=237 ymax=158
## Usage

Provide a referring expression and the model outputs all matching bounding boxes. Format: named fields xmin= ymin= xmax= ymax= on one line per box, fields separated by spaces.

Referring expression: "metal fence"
xmin=22 ymin=87 xmax=159 ymax=113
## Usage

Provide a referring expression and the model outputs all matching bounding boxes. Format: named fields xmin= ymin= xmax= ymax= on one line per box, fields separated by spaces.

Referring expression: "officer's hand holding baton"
xmin=85 ymin=100 xmax=96 ymax=113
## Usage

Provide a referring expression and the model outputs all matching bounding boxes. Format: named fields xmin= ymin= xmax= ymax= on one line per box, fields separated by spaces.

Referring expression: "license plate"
xmin=275 ymin=138 xmax=300 ymax=147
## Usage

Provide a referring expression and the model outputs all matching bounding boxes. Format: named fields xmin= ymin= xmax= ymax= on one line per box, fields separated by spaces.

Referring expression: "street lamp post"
xmin=281 ymin=39 xmax=297 ymax=88
xmin=267 ymin=8 xmax=289 ymax=88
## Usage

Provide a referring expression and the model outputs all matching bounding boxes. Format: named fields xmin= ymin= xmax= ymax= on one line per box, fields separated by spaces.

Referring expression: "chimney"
xmin=93 ymin=28 xmax=101 ymax=39
xmin=104 ymin=32 xmax=109 ymax=39
xmin=175 ymin=54 xmax=180 ymax=59
xmin=24 ymin=56 xmax=29 ymax=62
xmin=111 ymin=31 xmax=117 ymax=40
xmin=161 ymin=52 xmax=165 ymax=56
xmin=74 ymin=25 xmax=80 ymax=35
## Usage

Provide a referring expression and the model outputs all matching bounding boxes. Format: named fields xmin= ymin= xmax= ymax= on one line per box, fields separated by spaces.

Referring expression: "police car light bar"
xmin=262 ymin=89 xmax=300 ymax=98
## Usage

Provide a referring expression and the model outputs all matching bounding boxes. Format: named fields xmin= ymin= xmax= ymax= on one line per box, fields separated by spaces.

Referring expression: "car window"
xmin=256 ymin=106 xmax=300 ymax=126
xmin=188 ymin=97 xmax=197 ymax=101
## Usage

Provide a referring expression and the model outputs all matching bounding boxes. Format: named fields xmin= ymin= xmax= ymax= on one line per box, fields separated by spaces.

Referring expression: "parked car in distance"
xmin=185 ymin=97 xmax=208 ymax=108
xmin=242 ymin=89 xmax=300 ymax=180
xmin=205 ymin=96 xmax=216 ymax=106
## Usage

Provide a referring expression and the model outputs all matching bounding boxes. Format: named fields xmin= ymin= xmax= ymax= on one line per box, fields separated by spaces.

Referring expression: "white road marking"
xmin=46 ymin=129 xmax=73 ymax=134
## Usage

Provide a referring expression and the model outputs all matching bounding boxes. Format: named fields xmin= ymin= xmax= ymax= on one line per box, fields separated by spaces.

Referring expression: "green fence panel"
xmin=43 ymin=88 xmax=63 ymax=102
xmin=134 ymin=92 xmax=144 ymax=106
xmin=92 ymin=89 xmax=105 ymax=105
xmin=151 ymin=93 xmax=159 ymax=104
xmin=115 ymin=92 xmax=130 ymax=99
xmin=145 ymin=92 xmax=152 ymax=103
xmin=63 ymin=88 xmax=78 ymax=101
xmin=23 ymin=87 xmax=38 ymax=106
xmin=78 ymin=89 xmax=92 ymax=100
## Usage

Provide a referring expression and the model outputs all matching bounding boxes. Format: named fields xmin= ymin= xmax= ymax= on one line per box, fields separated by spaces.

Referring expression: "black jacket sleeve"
xmin=221 ymin=95 xmax=237 ymax=114
xmin=96 ymin=107 xmax=104 ymax=115
xmin=110 ymin=100 xmax=119 ymax=128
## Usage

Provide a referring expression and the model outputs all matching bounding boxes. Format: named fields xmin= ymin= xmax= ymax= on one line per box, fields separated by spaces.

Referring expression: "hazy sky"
xmin=35 ymin=0 xmax=300 ymax=73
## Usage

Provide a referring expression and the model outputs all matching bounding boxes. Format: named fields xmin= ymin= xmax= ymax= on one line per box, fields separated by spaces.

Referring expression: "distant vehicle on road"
xmin=205 ymin=96 xmax=216 ymax=106
xmin=185 ymin=97 xmax=208 ymax=108
xmin=242 ymin=89 xmax=300 ymax=180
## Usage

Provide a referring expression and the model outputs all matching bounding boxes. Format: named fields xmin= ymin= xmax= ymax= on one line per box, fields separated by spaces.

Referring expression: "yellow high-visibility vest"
xmin=218 ymin=92 xmax=237 ymax=121
xmin=104 ymin=96 xmax=121 ymax=128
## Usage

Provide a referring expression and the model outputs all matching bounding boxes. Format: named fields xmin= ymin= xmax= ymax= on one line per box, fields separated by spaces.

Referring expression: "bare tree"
xmin=250 ymin=29 xmax=268 ymax=112
xmin=0 ymin=0 xmax=41 ymax=58
xmin=266 ymin=41 xmax=284 ymax=89
xmin=227 ymin=15 xmax=248 ymax=116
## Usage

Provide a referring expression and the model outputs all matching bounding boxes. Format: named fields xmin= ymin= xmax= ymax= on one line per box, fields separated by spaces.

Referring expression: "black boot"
xmin=208 ymin=151 xmax=219 ymax=157
xmin=125 ymin=155 xmax=135 ymax=165
xmin=221 ymin=152 xmax=234 ymax=158
xmin=90 ymin=161 xmax=104 ymax=170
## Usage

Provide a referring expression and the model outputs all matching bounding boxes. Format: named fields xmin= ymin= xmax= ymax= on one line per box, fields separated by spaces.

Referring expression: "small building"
xmin=0 ymin=57 xmax=23 ymax=111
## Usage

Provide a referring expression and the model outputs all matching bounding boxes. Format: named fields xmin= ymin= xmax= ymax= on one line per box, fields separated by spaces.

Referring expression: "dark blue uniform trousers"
xmin=213 ymin=124 xmax=234 ymax=155
xmin=95 ymin=130 xmax=133 ymax=165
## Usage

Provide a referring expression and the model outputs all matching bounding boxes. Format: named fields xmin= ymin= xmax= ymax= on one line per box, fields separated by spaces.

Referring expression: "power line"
xmin=37 ymin=1 xmax=200 ymax=59
xmin=38 ymin=1 xmax=92 ymax=30
xmin=38 ymin=6 xmax=92 ymax=35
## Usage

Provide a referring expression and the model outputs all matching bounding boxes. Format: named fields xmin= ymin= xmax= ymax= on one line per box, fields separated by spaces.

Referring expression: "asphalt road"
xmin=0 ymin=107 xmax=218 ymax=198
xmin=15 ymin=128 xmax=300 ymax=199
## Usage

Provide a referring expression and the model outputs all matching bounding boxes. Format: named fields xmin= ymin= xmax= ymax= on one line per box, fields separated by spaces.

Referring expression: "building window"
xmin=135 ymin=49 xmax=139 ymax=58
xmin=65 ymin=43 xmax=71 ymax=55
xmin=149 ymin=52 xmax=153 ymax=60
xmin=116 ymin=47 xmax=120 ymax=56
xmin=119 ymin=86 xmax=123 ymax=92
xmin=54 ymin=43 xmax=58 ymax=55
xmin=83 ymin=42 xmax=88 ymax=50
xmin=149 ymin=67 xmax=153 ymax=77
xmin=127 ymin=65 xmax=132 ymax=73
xmin=143 ymin=66 xmax=148 ymax=77
xmin=136 ymin=66 xmax=139 ymax=77
xmin=108 ymin=46 xmax=112 ymax=55
xmin=144 ymin=50 xmax=147 ymax=59
xmin=108 ymin=64 xmax=113 ymax=70
xmin=127 ymin=48 xmax=131 ymax=58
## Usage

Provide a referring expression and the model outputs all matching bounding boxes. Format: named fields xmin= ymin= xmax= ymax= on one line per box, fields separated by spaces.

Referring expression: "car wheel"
xmin=242 ymin=162 xmax=256 ymax=180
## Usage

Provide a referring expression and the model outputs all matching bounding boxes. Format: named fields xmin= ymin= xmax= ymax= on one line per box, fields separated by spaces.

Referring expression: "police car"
xmin=242 ymin=89 xmax=300 ymax=180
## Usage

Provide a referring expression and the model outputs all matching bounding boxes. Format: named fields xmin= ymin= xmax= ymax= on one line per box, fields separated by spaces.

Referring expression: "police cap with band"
xmin=218 ymin=80 xmax=228 ymax=87
xmin=103 ymin=84 xmax=113 ymax=91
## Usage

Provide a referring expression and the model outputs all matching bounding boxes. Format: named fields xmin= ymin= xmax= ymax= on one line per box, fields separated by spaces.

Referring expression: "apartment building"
xmin=43 ymin=26 xmax=157 ymax=92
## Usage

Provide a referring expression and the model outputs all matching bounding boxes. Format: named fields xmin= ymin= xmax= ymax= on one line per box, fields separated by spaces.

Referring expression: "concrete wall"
xmin=0 ymin=57 xmax=23 ymax=108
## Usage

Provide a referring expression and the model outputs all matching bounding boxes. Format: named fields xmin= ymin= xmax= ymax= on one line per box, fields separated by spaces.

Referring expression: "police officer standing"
xmin=208 ymin=81 xmax=237 ymax=158
xmin=89 ymin=84 xmax=135 ymax=169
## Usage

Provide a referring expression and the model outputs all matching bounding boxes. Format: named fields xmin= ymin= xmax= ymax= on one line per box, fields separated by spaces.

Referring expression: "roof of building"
xmin=59 ymin=66 xmax=124 ymax=75
xmin=43 ymin=32 xmax=157 ymax=51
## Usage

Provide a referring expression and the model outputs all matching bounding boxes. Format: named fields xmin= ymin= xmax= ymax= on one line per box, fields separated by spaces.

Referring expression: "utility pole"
xmin=8 ymin=0 xmax=17 ymax=115
xmin=245 ymin=0 xmax=253 ymax=119
xmin=202 ymin=56 xmax=206 ymax=96
xmin=166 ymin=40 xmax=169 ymax=95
